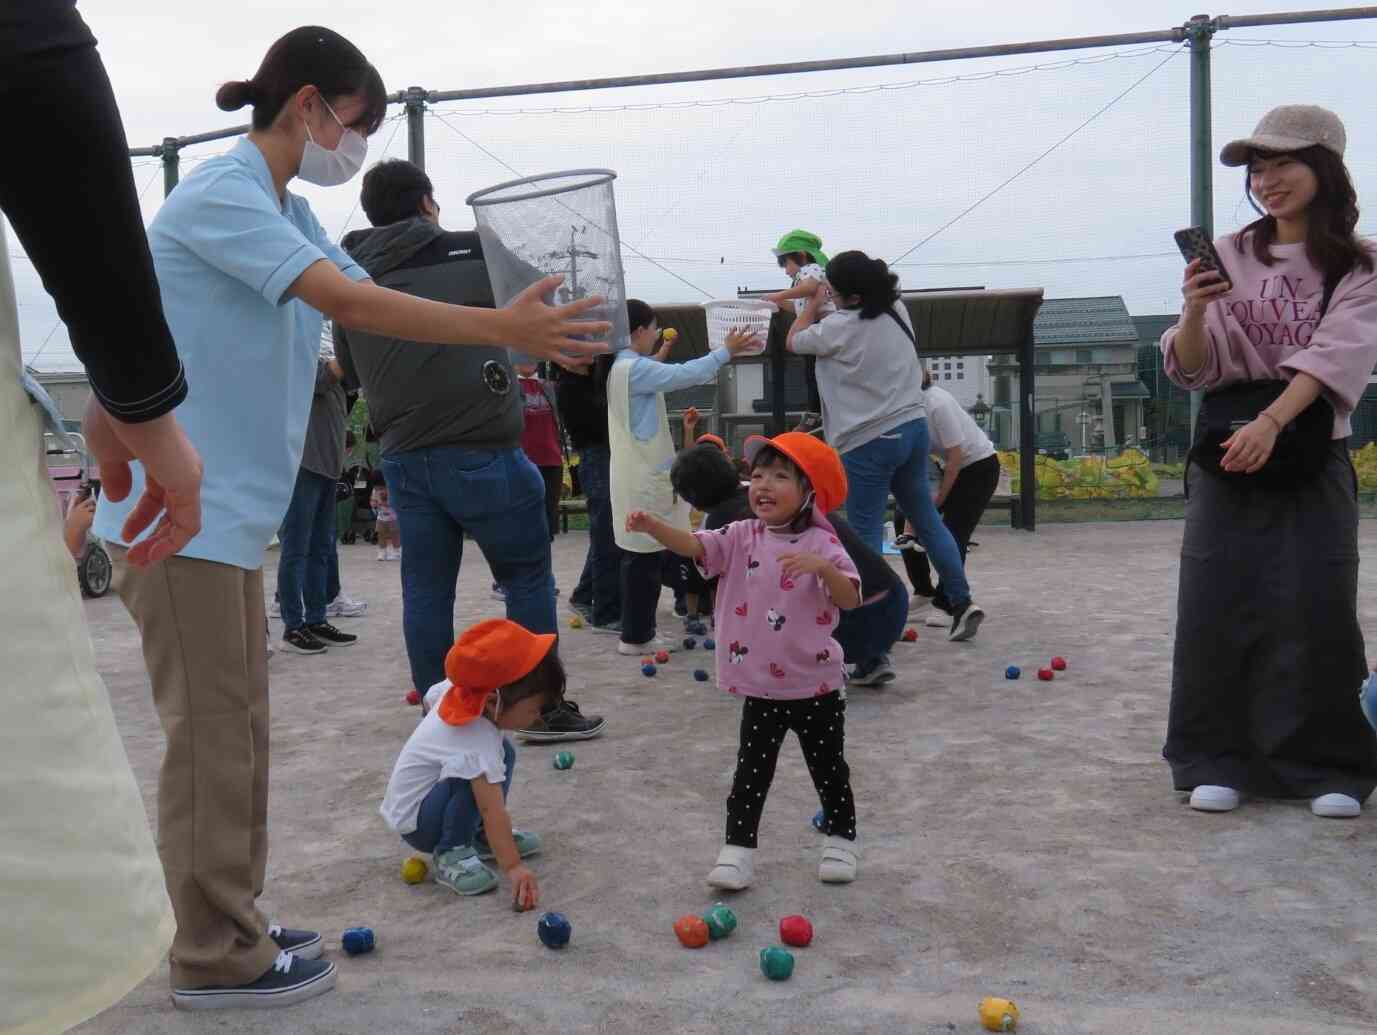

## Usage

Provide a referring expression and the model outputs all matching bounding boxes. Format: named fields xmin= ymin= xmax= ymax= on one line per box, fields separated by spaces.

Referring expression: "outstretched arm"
xmin=626 ymin=510 xmax=705 ymax=558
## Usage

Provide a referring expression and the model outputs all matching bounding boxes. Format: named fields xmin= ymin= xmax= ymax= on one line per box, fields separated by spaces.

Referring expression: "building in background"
xmin=922 ymin=353 xmax=992 ymax=409
xmin=25 ymin=367 xmax=90 ymax=431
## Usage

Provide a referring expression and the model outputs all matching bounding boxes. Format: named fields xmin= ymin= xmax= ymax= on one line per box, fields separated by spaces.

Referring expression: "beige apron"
xmin=607 ymin=354 xmax=689 ymax=553
xmin=0 ymin=225 xmax=174 ymax=1035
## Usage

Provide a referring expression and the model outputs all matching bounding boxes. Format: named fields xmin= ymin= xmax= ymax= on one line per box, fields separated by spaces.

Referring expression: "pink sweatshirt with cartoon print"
xmin=693 ymin=519 xmax=859 ymax=701
xmin=1161 ymin=234 xmax=1377 ymax=438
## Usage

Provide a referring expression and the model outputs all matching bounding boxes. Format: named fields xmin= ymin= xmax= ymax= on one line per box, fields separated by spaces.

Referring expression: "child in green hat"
xmin=765 ymin=230 xmax=836 ymax=317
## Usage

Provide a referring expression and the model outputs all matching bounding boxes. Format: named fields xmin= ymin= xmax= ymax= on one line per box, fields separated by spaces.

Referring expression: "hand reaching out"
xmin=509 ymin=864 xmax=540 ymax=912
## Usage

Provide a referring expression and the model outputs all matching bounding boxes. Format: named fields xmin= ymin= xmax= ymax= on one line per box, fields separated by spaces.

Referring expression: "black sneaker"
xmin=307 ymin=622 xmax=357 ymax=647
xmin=281 ymin=628 xmax=327 ymax=655
xmin=172 ymin=951 xmax=336 ymax=1011
xmin=517 ymin=700 xmax=606 ymax=742
xmin=949 ymin=603 xmax=985 ymax=642
xmin=268 ymin=923 xmax=322 ymax=961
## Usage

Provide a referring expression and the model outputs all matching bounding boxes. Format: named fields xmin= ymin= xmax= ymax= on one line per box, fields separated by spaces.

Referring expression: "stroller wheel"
xmin=79 ymin=542 xmax=113 ymax=598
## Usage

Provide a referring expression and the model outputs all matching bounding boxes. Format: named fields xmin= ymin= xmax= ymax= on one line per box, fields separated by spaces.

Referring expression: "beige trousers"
xmin=0 ymin=229 xmax=173 ymax=1035
xmin=111 ymin=548 xmax=278 ymax=990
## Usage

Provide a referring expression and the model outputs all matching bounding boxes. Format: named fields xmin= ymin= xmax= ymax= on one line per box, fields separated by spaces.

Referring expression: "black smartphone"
xmin=81 ymin=479 xmax=101 ymax=501
xmin=1174 ymin=227 xmax=1232 ymax=288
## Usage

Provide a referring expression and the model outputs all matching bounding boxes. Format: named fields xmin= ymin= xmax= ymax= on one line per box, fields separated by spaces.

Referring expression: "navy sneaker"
xmin=268 ymin=923 xmax=321 ymax=961
xmin=172 ymin=951 xmax=335 ymax=1011
xmin=517 ymin=700 xmax=606 ymax=742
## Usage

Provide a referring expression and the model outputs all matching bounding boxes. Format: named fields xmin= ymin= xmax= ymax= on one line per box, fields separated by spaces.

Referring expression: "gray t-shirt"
xmin=300 ymin=357 xmax=349 ymax=479
xmin=791 ymin=303 xmax=925 ymax=455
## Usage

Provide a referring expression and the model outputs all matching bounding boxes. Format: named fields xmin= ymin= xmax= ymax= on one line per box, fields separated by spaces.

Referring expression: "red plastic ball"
xmin=405 ymin=689 xmax=422 ymax=706
xmin=1038 ymin=667 xmax=1054 ymax=681
xmin=902 ymin=627 xmax=918 ymax=643
xmin=655 ymin=650 xmax=670 ymax=664
xmin=673 ymin=914 xmax=710 ymax=948
xmin=1051 ymin=656 xmax=1068 ymax=671
xmin=779 ymin=914 xmax=813 ymax=948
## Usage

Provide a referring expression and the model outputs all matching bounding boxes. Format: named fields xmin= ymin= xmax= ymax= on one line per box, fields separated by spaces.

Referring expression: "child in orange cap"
xmin=380 ymin=619 xmax=564 ymax=907
xmin=628 ymin=432 xmax=863 ymax=889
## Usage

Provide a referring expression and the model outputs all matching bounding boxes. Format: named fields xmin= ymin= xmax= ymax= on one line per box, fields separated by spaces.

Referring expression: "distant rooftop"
xmin=1033 ymin=296 xmax=1139 ymax=348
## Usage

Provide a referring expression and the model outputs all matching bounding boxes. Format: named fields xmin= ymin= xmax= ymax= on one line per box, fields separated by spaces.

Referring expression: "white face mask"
xmin=298 ymin=96 xmax=367 ymax=187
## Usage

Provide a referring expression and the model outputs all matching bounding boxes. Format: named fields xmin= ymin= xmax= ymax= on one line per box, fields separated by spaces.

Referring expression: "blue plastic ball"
xmin=683 ymin=637 xmax=697 ymax=649
xmin=811 ymin=808 xmax=826 ymax=832
xmin=1005 ymin=665 xmax=1021 ymax=680
xmin=642 ymin=663 xmax=657 ymax=677
xmin=704 ymin=638 xmax=716 ymax=650
xmin=537 ymin=911 xmax=572 ymax=949
xmin=693 ymin=669 xmax=710 ymax=682
xmin=341 ymin=927 xmax=375 ymax=955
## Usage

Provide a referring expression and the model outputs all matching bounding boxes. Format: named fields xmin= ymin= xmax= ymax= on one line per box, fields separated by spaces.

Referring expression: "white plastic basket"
xmin=703 ymin=299 xmax=777 ymax=356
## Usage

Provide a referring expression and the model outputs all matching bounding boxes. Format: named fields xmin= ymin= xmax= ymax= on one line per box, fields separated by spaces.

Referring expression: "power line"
xmin=336 ymin=113 xmax=405 ymax=237
xmin=427 ymin=109 xmax=716 ymax=300
xmin=889 ymin=49 xmax=1182 ymax=266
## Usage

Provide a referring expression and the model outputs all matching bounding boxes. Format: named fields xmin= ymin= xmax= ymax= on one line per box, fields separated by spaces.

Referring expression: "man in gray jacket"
xmin=335 ymin=159 xmax=603 ymax=741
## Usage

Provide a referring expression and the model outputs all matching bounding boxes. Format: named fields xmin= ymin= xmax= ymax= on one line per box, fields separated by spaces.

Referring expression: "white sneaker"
xmin=948 ymin=603 xmax=985 ymax=642
xmin=376 ymin=549 xmax=386 ymax=561
xmin=326 ymin=593 xmax=368 ymax=618
xmin=1311 ymin=793 xmax=1361 ymax=818
xmin=706 ymin=845 xmax=754 ymax=890
xmin=923 ymin=605 xmax=949 ymax=628
xmin=1189 ymin=785 xmax=1240 ymax=812
xmin=617 ymin=636 xmax=678 ymax=656
xmin=819 ymin=835 xmax=859 ymax=883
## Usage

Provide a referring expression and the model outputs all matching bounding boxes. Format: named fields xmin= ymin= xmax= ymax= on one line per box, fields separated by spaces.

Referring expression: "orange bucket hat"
xmin=437 ymin=619 xmax=557 ymax=726
xmin=695 ymin=433 xmax=729 ymax=454
xmin=742 ymin=432 xmax=848 ymax=514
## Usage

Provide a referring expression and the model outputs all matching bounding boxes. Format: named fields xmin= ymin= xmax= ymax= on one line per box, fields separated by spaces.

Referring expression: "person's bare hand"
xmin=723 ymin=327 xmax=762 ymax=357
xmin=1181 ymin=259 xmax=1231 ymax=318
xmin=683 ymin=406 xmax=700 ymax=436
xmin=778 ymin=551 xmax=831 ymax=578
xmin=505 ymin=275 xmax=612 ymax=368
xmin=1220 ymin=415 xmax=1279 ymax=474
xmin=82 ymin=400 xmax=203 ymax=566
xmin=625 ymin=510 xmax=657 ymax=533
xmin=509 ymin=865 xmax=540 ymax=911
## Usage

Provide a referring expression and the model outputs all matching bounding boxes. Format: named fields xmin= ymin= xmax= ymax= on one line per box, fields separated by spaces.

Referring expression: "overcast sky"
xmin=11 ymin=0 xmax=1377 ymax=370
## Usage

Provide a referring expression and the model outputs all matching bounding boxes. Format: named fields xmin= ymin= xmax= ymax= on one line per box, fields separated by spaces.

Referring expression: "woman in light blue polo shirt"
xmin=93 ymin=26 xmax=607 ymax=1013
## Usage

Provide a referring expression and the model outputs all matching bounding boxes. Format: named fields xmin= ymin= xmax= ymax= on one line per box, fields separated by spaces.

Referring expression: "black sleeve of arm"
xmin=0 ymin=16 xmax=184 ymax=423
xmin=333 ymin=322 xmax=361 ymax=392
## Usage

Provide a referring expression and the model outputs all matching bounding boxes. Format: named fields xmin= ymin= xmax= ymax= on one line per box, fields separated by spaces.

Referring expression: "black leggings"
xmin=726 ymin=691 xmax=856 ymax=848
xmin=538 ymin=465 xmax=563 ymax=541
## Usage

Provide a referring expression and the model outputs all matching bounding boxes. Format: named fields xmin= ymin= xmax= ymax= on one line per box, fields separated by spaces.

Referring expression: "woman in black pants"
xmin=897 ymin=369 xmax=1000 ymax=626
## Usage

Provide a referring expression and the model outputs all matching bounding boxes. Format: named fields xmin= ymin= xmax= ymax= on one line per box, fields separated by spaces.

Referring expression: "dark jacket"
xmin=334 ymin=218 xmax=523 ymax=456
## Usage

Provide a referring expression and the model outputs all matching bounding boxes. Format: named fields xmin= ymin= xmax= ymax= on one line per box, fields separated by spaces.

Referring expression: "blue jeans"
xmin=403 ymin=740 xmax=516 ymax=855
xmin=840 ymin=418 xmax=971 ymax=609
xmin=277 ymin=468 xmax=337 ymax=630
xmin=568 ymin=445 xmax=622 ymax=627
xmin=382 ymin=446 xmax=555 ymax=693
xmin=835 ymin=581 xmax=909 ymax=667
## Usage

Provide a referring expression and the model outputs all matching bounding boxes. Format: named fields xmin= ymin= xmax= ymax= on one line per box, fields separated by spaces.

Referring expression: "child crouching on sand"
xmin=627 ymin=432 xmax=862 ymax=889
xmin=380 ymin=619 xmax=563 ymax=909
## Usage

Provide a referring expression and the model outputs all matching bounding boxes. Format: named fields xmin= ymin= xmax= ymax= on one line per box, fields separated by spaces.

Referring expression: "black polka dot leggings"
xmin=725 ymin=690 xmax=856 ymax=848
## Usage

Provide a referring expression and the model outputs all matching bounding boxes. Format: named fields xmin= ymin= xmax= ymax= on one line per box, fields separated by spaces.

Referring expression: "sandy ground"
xmin=72 ymin=521 xmax=1377 ymax=1035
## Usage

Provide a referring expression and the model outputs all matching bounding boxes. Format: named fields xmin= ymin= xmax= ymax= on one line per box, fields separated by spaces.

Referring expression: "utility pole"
xmin=404 ymin=87 xmax=427 ymax=171
xmin=1186 ymin=14 xmax=1216 ymax=434
xmin=161 ymin=137 xmax=180 ymax=196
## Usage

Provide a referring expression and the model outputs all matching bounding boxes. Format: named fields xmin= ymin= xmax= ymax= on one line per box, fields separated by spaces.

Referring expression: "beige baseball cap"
xmin=1220 ymin=105 xmax=1347 ymax=167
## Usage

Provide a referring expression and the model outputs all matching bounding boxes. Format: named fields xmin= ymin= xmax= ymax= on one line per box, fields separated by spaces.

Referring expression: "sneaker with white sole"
xmin=849 ymin=654 xmax=895 ymax=688
xmin=475 ymin=830 xmax=543 ymax=861
xmin=517 ymin=701 xmax=606 ymax=742
xmin=924 ymin=605 xmax=950 ymax=628
xmin=307 ymin=622 xmax=357 ymax=647
xmin=819 ymin=835 xmax=859 ymax=883
xmin=281 ymin=628 xmax=327 ymax=655
xmin=267 ymin=923 xmax=322 ymax=961
xmin=326 ymin=592 xmax=368 ymax=618
xmin=172 ymin=950 xmax=335 ymax=1011
xmin=1189 ymin=785 xmax=1240 ymax=812
xmin=618 ymin=636 xmax=678 ymax=656
xmin=589 ymin=620 xmax=623 ymax=636
xmin=433 ymin=846 xmax=499 ymax=896
xmin=706 ymin=845 xmax=754 ymax=891
xmin=948 ymin=603 xmax=985 ymax=642
xmin=1312 ymin=793 xmax=1361 ymax=818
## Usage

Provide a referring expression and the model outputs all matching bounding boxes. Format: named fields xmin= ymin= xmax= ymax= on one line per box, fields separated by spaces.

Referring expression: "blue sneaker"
xmin=433 ymin=847 xmax=498 ymax=896
xmin=475 ymin=830 xmax=543 ymax=861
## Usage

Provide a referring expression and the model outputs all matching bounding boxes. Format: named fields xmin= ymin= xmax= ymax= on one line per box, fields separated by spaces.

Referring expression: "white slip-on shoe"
xmin=819 ymin=835 xmax=859 ymax=883
xmin=1311 ymin=793 xmax=1361 ymax=818
xmin=706 ymin=845 xmax=754 ymax=891
xmin=1189 ymin=785 xmax=1240 ymax=812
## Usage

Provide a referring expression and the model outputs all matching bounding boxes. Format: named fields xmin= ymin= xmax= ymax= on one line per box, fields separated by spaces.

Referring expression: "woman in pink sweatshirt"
xmin=1161 ymin=105 xmax=1377 ymax=819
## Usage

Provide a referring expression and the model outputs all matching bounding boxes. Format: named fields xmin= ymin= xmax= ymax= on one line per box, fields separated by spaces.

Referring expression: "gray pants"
xmin=1164 ymin=439 xmax=1377 ymax=800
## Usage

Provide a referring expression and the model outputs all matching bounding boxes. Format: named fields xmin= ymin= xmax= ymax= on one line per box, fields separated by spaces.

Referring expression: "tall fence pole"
xmin=1186 ymin=15 xmax=1217 ymax=435
xmin=404 ymin=86 xmax=427 ymax=171
xmin=161 ymin=137 xmax=180 ymax=196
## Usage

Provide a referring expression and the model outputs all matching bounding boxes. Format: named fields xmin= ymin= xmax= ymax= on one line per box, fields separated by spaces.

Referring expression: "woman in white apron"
xmin=609 ymin=300 xmax=756 ymax=653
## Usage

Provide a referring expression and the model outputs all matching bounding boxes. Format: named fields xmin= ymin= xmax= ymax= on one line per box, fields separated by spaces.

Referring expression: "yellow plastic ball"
xmin=569 ymin=615 xmax=585 ymax=629
xmin=401 ymin=856 xmax=429 ymax=885
xmin=978 ymin=997 xmax=1019 ymax=1032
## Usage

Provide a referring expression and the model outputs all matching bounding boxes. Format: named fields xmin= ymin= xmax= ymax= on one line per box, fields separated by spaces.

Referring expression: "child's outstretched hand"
xmin=683 ymin=406 xmax=700 ymax=438
xmin=778 ymin=551 xmax=831 ymax=578
xmin=510 ymin=864 xmax=540 ymax=912
xmin=625 ymin=510 xmax=657 ymax=534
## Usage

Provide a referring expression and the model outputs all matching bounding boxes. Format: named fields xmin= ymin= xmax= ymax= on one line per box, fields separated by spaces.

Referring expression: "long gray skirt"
xmin=1164 ymin=438 xmax=1377 ymax=800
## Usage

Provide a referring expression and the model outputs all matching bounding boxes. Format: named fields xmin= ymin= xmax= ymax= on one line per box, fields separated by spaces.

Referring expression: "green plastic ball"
xmin=703 ymin=903 xmax=738 ymax=941
xmin=759 ymin=945 xmax=795 ymax=981
xmin=553 ymin=751 xmax=575 ymax=770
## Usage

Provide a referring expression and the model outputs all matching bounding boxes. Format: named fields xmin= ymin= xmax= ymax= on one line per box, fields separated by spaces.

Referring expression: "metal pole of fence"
xmin=1186 ymin=15 xmax=1216 ymax=436
xmin=161 ymin=137 xmax=180 ymax=196
xmin=404 ymin=87 xmax=427 ymax=171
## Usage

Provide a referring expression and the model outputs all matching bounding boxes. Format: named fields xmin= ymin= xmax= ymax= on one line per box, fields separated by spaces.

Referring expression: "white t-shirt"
xmin=791 ymin=263 xmax=837 ymax=317
xmin=924 ymin=384 xmax=996 ymax=470
xmin=379 ymin=680 xmax=509 ymax=835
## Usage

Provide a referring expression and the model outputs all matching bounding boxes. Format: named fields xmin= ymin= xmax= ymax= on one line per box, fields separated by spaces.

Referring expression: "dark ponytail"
xmin=824 ymin=250 xmax=901 ymax=320
xmin=216 ymin=26 xmax=387 ymax=135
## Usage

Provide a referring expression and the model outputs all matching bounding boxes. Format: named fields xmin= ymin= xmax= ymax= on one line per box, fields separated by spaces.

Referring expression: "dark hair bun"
xmin=215 ymin=80 xmax=258 ymax=112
